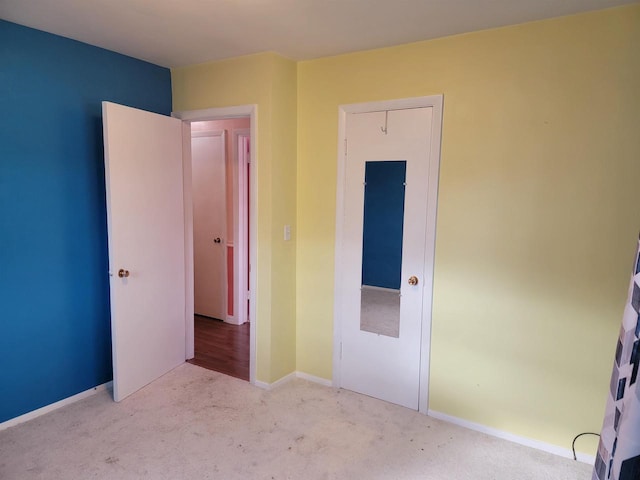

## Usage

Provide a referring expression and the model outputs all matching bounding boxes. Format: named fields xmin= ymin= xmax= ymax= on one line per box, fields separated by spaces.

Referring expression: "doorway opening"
xmin=173 ymin=105 xmax=257 ymax=385
xmin=186 ymin=118 xmax=250 ymax=380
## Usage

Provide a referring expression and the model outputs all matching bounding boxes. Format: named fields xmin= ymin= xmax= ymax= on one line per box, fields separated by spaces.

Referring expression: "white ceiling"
xmin=1 ymin=0 xmax=636 ymax=68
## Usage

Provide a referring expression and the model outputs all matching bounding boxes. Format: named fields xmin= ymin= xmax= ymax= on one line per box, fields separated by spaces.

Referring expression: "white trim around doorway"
xmin=232 ymin=128 xmax=251 ymax=327
xmin=173 ymin=105 xmax=258 ymax=386
xmin=332 ymin=95 xmax=443 ymax=414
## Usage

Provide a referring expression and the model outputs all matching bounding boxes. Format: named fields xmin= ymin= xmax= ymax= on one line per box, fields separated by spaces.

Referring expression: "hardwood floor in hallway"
xmin=187 ymin=315 xmax=250 ymax=381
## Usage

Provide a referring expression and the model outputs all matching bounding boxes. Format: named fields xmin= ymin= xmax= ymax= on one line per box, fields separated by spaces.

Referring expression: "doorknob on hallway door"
xmin=408 ymin=276 xmax=419 ymax=286
xmin=118 ymin=269 xmax=130 ymax=278
xmin=213 ymin=237 xmax=221 ymax=244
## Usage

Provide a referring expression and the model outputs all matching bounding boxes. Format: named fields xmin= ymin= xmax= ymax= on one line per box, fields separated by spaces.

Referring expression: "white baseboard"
xmin=254 ymin=371 xmax=332 ymax=390
xmin=254 ymin=372 xmax=296 ymax=390
xmin=295 ymin=371 xmax=333 ymax=387
xmin=0 ymin=382 xmax=113 ymax=431
xmin=427 ymin=410 xmax=595 ymax=465
xmin=253 ymin=379 xmax=270 ymax=390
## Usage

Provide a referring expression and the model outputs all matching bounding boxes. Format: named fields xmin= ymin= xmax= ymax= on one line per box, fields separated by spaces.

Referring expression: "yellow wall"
xmin=172 ymin=52 xmax=298 ymax=383
xmin=269 ymin=55 xmax=298 ymax=380
xmin=296 ymin=4 xmax=640 ymax=455
xmin=171 ymin=5 xmax=640 ymax=456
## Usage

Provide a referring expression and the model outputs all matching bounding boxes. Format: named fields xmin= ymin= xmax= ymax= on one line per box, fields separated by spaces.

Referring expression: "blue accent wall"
xmin=361 ymin=161 xmax=407 ymax=289
xmin=0 ymin=20 xmax=172 ymax=423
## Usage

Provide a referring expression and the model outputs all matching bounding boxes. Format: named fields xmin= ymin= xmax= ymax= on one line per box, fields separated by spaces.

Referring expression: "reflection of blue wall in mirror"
xmin=361 ymin=161 xmax=406 ymax=289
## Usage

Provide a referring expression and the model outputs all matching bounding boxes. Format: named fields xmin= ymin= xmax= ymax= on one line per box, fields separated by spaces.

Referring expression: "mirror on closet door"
xmin=360 ymin=160 xmax=406 ymax=338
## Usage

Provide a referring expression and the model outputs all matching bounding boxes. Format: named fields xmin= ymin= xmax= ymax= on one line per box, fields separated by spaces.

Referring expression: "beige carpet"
xmin=0 ymin=363 xmax=591 ymax=479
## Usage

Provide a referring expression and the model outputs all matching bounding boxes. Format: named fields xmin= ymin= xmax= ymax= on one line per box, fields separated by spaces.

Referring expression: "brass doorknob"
xmin=118 ymin=269 xmax=130 ymax=278
xmin=408 ymin=276 xmax=419 ymax=286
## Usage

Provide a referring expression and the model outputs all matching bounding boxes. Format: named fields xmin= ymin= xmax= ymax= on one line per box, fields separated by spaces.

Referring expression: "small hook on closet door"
xmin=380 ymin=110 xmax=388 ymax=135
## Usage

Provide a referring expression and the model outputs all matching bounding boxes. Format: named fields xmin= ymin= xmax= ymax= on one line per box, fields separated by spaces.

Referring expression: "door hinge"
xmin=340 ymin=341 xmax=343 ymax=359
xmin=344 ymin=138 xmax=348 ymax=156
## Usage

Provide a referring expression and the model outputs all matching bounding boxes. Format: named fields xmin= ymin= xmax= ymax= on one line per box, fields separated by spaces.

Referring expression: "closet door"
xmin=340 ymin=107 xmax=433 ymax=409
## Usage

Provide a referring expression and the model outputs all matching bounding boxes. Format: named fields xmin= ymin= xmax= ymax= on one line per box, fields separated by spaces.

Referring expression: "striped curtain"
xmin=593 ymin=235 xmax=640 ymax=480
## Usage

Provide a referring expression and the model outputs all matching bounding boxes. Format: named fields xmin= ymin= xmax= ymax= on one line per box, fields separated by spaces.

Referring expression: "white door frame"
xmin=173 ymin=105 xmax=258 ymax=386
xmin=233 ymin=128 xmax=251 ymax=326
xmin=333 ymin=95 xmax=443 ymax=413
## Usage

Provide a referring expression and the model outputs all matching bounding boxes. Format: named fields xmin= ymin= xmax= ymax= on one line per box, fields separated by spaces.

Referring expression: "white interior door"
xmin=103 ymin=101 xmax=186 ymax=402
xmin=340 ymin=107 xmax=433 ymax=409
xmin=191 ymin=131 xmax=227 ymax=320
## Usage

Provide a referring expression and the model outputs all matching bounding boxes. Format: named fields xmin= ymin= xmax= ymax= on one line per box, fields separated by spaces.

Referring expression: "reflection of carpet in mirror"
xmin=360 ymin=286 xmax=400 ymax=338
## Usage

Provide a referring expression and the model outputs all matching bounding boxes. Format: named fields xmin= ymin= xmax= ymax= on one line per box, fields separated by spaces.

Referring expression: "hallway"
xmin=187 ymin=315 xmax=249 ymax=381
